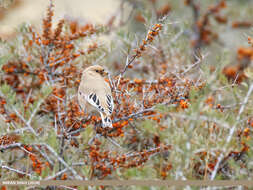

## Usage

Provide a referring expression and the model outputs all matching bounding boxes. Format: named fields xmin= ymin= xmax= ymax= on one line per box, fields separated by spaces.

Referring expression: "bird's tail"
xmin=100 ymin=114 xmax=113 ymax=128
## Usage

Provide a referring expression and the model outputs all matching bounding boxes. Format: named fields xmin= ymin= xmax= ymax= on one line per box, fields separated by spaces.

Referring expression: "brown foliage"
xmin=156 ymin=4 xmax=171 ymax=18
xmin=222 ymin=47 xmax=253 ymax=83
xmin=185 ymin=0 xmax=227 ymax=53
xmin=0 ymin=134 xmax=20 ymax=146
xmin=232 ymin=21 xmax=253 ymax=28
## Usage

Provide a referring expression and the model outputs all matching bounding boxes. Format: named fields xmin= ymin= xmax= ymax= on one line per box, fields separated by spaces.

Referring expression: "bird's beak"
xmin=102 ymin=71 xmax=109 ymax=77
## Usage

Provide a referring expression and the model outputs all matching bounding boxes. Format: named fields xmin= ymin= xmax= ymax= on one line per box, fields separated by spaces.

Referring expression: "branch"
xmin=68 ymin=107 xmax=157 ymax=137
xmin=181 ymin=52 xmax=208 ymax=75
xmin=33 ymin=145 xmax=54 ymax=167
xmin=0 ymin=91 xmax=37 ymax=136
xmin=11 ymin=106 xmax=37 ymax=136
xmin=27 ymin=97 xmax=47 ymax=126
xmin=0 ymin=165 xmax=34 ymax=178
xmin=210 ymin=83 xmax=253 ymax=179
xmin=45 ymin=167 xmax=68 ymax=180
xmin=116 ymin=22 xmax=163 ymax=85
xmin=124 ymin=145 xmax=171 ymax=159
xmin=45 ymin=162 xmax=85 ymax=180
xmin=119 ymin=55 xmax=138 ymax=77
xmin=0 ymin=143 xmax=22 ymax=151
xmin=113 ymin=107 xmax=154 ymax=123
xmin=40 ymin=143 xmax=83 ymax=180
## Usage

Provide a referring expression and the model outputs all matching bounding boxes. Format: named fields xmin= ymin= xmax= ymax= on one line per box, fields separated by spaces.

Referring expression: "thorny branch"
xmin=68 ymin=106 xmax=159 ymax=137
xmin=0 ymin=90 xmax=38 ymax=136
xmin=39 ymin=143 xmax=83 ymax=180
xmin=0 ymin=165 xmax=34 ymax=178
xmin=45 ymin=162 xmax=85 ymax=180
xmin=0 ymin=143 xmax=83 ymax=180
xmin=117 ymin=22 xmax=164 ymax=87
xmin=0 ymin=142 xmax=22 ymax=151
xmin=186 ymin=0 xmax=226 ymax=55
xmin=181 ymin=52 xmax=209 ymax=75
xmin=210 ymin=83 xmax=253 ymax=180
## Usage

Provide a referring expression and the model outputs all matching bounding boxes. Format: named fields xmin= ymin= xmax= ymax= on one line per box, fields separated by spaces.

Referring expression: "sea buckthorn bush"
xmin=0 ymin=0 xmax=253 ymax=189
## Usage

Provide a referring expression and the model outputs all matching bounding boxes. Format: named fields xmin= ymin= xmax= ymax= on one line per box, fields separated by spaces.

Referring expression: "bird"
xmin=78 ymin=65 xmax=114 ymax=128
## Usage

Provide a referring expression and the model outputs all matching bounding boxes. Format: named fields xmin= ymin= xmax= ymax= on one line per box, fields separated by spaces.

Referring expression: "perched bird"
xmin=78 ymin=65 xmax=114 ymax=128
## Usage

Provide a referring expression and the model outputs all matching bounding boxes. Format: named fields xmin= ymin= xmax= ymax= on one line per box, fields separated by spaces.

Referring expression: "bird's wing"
xmin=85 ymin=92 xmax=106 ymax=113
xmin=84 ymin=92 xmax=114 ymax=116
xmin=105 ymin=94 xmax=114 ymax=115
xmin=79 ymin=77 xmax=114 ymax=115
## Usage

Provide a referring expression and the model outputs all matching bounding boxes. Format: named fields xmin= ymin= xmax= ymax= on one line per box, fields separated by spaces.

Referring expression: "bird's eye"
xmin=95 ymin=70 xmax=99 ymax=73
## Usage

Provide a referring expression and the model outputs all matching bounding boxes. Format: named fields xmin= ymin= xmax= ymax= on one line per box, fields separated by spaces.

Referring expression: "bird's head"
xmin=83 ymin=65 xmax=109 ymax=78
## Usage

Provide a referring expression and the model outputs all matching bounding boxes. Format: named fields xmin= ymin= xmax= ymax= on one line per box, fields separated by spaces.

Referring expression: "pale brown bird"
xmin=78 ymin=65 xmax=114 ymax=128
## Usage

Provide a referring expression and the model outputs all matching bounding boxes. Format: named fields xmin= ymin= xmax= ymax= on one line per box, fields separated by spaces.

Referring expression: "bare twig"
xmin=45 ymin=163 xmax=86 ymax=180
xmin=113 ymin=107 xmax=154 ymax=123
xmin=124 ymin=145 xmax=171 ymax=159
xmin=107 ymin=137 xmax=124 ymax=149
xmin=0 ymin=91 xmax=37 ymax=136
xmin=41 ymin=143 xmax=83 ymax=180
xmin=12 ymin=106 xmax=37 ymax=136
xmin=33 ymin=145 xmax=54 ymax=167
xmin=210 ymin=83 xmax=253 ymax=180
xmin=169 ymin=113 xmax=231 ymax=130
xmin=27 ymin=97 xmax=46 ymax=126
xmin=69 ymin=107 xmax=157 ymax=137
xmin=0 ymin=143 xmax=22 ymax=151
xmin=1 ymin=127 xmax=30 ymax=136
xmin=119 ymin=54 xmax=138 ymax=77
xmin=181 ymin=52 xmax=209 ymax=75
xmin=45 ymin=167 xmax=68 ymax=180
xmin=0 ymin=165 xmax=34 ymax=178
